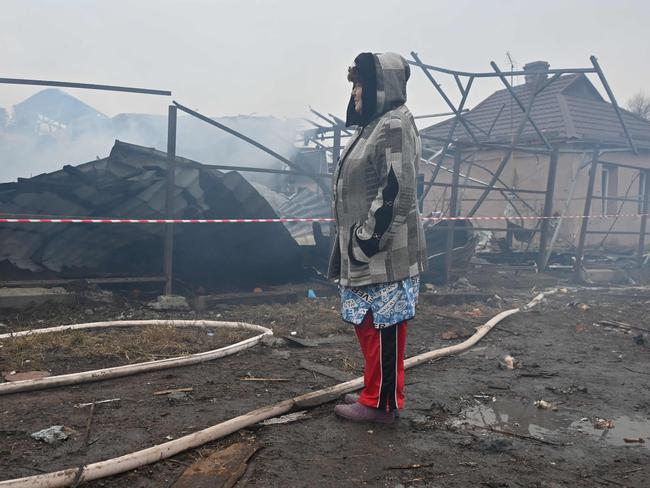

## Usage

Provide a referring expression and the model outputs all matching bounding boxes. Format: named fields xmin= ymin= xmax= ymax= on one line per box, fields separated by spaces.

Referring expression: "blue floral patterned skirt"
xmin=339 ymin=276 xmax=420 ymax=329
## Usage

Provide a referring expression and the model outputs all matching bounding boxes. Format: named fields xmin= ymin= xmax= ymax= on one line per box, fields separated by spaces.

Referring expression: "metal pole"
xmin=197 ymin=163 xmax=331 ymax=178
xmin=332 ymin=128 xmax=341 ymax=168
xmin=467 ymin=75 xmax=543 ymax=217
xmin=574 ymin=149 xmax=599 ymax=280
xmin=164 ymin=105 xmax=177 ymax=296
xmin=537 ymin=147 xmax=559 ymax=270
xmin=173 ymin=101 xmax=329 ymax=194
xmin=542 ymin=152 xmax=590 ymax=269
xmin=0 ymin=77 xmax=171 ymax=96
xmin=417 ymin=76 xmax=475 ymax=205
xmin=637 ymin=170 xmax=649 ymax=266
xmin=406 ymin=58 xmax=597 ymax=79
xmin=590 ymin=56 xmax=638 ymax=154
xmin=412 ymin=53 xmax=480 ymax=147
xmin=490 ymin=61 xmax=552 ymax=150
xmin=444 ymin=149 xmax=462 ymax=285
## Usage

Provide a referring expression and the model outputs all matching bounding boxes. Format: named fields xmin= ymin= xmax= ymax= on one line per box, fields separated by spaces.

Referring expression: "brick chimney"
xmin=523 ymin=61 xmax=550 ymax=85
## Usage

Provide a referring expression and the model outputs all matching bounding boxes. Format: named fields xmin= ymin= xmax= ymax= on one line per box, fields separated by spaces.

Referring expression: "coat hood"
xmin=345 ymin=52 xmax=411 ymax=127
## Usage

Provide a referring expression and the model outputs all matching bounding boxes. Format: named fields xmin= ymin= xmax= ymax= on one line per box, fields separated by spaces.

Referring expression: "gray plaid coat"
xmin=328 ymin=52 xmax=427 ymax=287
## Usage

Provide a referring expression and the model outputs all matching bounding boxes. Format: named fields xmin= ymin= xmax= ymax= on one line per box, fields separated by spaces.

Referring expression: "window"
xmin=601 ymin=165 xmax=618 ymax=214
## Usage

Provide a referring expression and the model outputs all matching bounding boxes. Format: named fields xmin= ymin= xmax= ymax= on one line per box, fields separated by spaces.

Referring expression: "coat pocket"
xmin=347 ymin=223 xmax=371 ymax=265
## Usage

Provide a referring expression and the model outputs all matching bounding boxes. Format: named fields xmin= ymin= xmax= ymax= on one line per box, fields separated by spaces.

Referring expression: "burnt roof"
xmin=421 ymin=74 xmax=650 ymax=150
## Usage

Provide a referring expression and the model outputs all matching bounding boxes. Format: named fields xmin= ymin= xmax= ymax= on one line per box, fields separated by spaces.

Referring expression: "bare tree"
xmin=626 ymin=91 xmax=650 ymax=120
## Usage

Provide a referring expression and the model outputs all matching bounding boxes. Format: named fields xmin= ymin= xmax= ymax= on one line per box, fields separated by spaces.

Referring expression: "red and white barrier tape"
xmin=0 ymin=214 xmax=647 ymax=224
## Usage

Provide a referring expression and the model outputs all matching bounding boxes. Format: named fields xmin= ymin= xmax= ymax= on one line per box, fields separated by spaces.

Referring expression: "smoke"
xmin=0 ymin=89 xmax=301 ymax=185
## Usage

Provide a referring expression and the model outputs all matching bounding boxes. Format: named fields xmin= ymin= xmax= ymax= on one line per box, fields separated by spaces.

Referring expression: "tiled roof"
xmin=421 ymin=74 xmax=650 ymax=149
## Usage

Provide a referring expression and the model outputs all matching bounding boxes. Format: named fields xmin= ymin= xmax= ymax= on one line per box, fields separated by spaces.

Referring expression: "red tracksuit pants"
xmin=355 ymin=312 xmax=407 ymax=411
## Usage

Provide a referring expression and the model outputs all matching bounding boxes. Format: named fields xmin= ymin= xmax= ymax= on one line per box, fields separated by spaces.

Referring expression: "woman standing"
xmin=329 ymin=52 xmax=427 ymax=424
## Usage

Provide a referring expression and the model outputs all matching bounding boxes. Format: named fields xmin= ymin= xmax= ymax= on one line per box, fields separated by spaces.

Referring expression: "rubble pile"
xmin=0 ymin=140 xmax=304 ymax=287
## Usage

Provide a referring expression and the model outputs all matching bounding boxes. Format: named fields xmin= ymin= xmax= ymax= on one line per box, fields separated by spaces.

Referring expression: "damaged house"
xmin=420 ymin=61 xmax=650 ymax=255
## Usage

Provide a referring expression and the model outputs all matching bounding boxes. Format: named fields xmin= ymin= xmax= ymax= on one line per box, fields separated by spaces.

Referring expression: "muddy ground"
xmin=1 ymin=269 xmax=649 ymax=487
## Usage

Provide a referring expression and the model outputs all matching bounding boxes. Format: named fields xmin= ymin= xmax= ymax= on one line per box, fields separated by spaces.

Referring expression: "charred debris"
xmin=2 ymin=54 xmax=650 ymax=292
xmin=0 ymin=140 xmax=307 ymax=288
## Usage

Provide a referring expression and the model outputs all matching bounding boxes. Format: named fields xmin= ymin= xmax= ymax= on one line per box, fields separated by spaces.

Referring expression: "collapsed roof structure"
xmin=422 ymin=66 xmax=650 ymax=149
xmin=0 ymin=141 xmax=305 ymax=287
xmin=410 ymin=53 xmax=650 ymax=282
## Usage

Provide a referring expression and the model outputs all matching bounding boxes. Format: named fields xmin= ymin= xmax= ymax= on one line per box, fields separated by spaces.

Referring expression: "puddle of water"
xmin=570 ymin=416 xmax=650 ymax=447
xmin=456 ymin=399 xmax=649 ymax=448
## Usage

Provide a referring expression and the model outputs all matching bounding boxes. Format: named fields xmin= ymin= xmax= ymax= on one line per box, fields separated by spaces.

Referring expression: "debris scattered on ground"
xmin=385 ymin=462 xmax=435 ymax=470
xmin=284 ymin=335 xmax=318 ymax=347
xmin=260 ymin=411 xmax=311 ymax=425
xmin=466 ymin=308 xmax=484 ymax=317
xmin=534 ymin=400 xmax=558 ymax=411
xmin=240 ymin=377 xmax=290 ymax=382
xmin=261 ymin=336 xmax=286 ymax=348
xmin=440 ymin=327 xmax=475 ymax=340
xmin=632 ymin=333 xmax=646 ymax=345
xmin=567 ymin=301 xmax=590 ymax=311
xmin=518 ymin=370 xmax=558 ymax=378
xmin=424 ymin=283 xmax=435 ymax=292
xmin=3 ymin=370 xmax=50 ymax=382
xmin=502 ymin=355 xmax=521 ymax=370
xmin=452 ymin=277 xmax=478 ymax=291
xmin=153 ymin=387 xmax=194 ymax=396
xmin=171 ymin=442 xmax=261 ymax=488
xmin=3 ymin=272 xmax=650 ymax=486
xmin=31 ymin=425 xmax=73 ymax=444
xmin=593 ymin=418 xmax=615 ymax=429
xmin=74 ymin=398 xmax=121 ymax=408
xmin=601 ymin=318 xmax=650 ymax=333
xmin=575 ymin=323 xmax=589 ymax=333
xmin=476 ymin=437 xmax=513 ymax=453
xmin=270 ymin=350 xmax=290 ymax=360
xmin=545 ymin=385 xmax=587 ymax=395
xmin=167 ymin=391 xmax=191 ymax=401
xmin=147 ymin=295 xmax=190 ymax=311
xmin=487 ymin=294 xmax=503 ymax=307
xmin=299 ymin=359 xmax=356 ymax=382
xmin=473 ymin=394 xmax=494 ymax=401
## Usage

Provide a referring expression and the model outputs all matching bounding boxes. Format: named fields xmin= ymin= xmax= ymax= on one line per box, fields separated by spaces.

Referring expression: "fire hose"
xmin=0 ymin=290 xmax=554 ymax=487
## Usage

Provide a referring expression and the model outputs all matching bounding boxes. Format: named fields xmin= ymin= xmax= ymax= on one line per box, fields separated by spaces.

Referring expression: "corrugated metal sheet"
xmin=0 ymin=140 xmax=305 ymax=286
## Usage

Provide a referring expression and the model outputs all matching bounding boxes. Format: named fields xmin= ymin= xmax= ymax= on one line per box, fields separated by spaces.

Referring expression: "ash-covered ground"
xmin=1 ymin=270 xmax=649 ymax=487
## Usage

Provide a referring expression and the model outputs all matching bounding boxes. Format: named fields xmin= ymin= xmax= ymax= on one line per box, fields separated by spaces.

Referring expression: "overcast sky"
xmin=1 ymin=0 xmax=649 ymax=120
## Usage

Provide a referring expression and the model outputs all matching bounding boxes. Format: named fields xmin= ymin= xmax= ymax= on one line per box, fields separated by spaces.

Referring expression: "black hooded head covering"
xmin=345 ymin=52 xmax=411 ymax=127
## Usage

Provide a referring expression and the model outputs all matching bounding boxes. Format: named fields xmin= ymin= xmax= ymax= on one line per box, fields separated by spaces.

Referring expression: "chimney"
xmin=523 ymin=61 xmax=550 ymax=85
